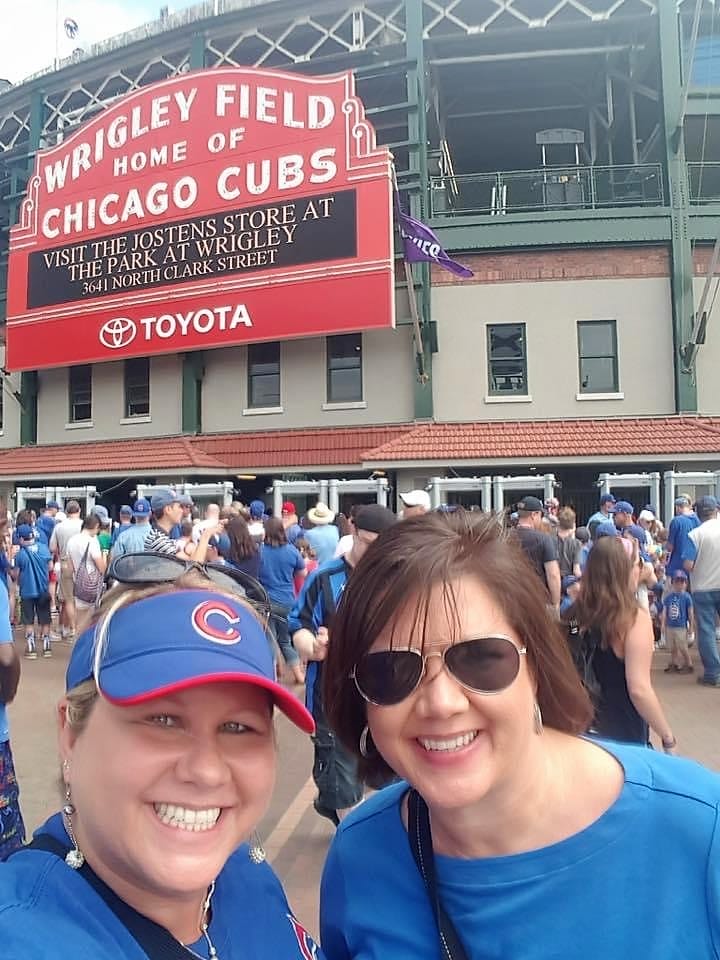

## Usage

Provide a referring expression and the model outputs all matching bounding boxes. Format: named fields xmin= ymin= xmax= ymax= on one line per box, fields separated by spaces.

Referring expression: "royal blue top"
xmin=0 ymin=814 xmax=325 ymax=959
xmin=664 ymin=591 xmax=694 ymax=629
xmin=15 ymin=542 xmax=51 ymax=598
xmin=0 ymin=581 xmax=13 ymax=743
xmin=259 ymin=543 xmax=305 ymax=607
xmin=321 ymin=740 xmax=720 ymax=959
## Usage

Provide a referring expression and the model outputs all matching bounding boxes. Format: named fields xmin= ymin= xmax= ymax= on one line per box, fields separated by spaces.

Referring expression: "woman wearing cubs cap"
xmin=0 ymin=568 xmax=323 ymax=959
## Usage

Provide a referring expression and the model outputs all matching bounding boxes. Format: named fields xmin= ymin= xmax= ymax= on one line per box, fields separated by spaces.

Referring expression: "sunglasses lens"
xmin=445 ymin=636 xmax=521 ymax=693
xmin=354 ymin=650 xmax=423 ymax=705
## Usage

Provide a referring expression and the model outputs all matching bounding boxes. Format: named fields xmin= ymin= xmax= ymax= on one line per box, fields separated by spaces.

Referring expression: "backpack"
xmin=567 ymin=617 xmax=601 ymax=702
xmin=74 ymin=543 xmax=103 ymax=605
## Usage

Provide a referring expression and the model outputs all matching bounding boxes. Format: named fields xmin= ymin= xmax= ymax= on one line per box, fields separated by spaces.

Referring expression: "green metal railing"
xmin=430 ymin=163 xmax=664 ymax=217
xmin=688 ymin=163 xmax=720 ymax=202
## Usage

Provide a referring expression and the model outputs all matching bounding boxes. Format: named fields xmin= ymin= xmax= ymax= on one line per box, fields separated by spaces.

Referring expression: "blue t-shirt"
xmin=0 ymin=582 xmax=13 ymax=743
xmin=110 ymin=523 xmax=152 ymax=558
xmin=0 ymin=813 xmax=324 ymax=958
xmin=259 ymin=543 xmax=305 ymax=607
xmin=667 ymin=513 xmax=700 ymax=575
xmin=35 ymin=515 xmax=56 ymax=547
xmin=15 ymin=543 xmax=51 ymax=598
xmin=664 ymin=591 xmax=694 ymax=628
xmin=321 ymin=740 xmax=720 ymax=960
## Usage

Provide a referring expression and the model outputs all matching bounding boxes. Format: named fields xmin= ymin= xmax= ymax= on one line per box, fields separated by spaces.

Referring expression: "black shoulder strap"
xmin=25 ymin=834 xmax=198 ymax=960
xmin=407 ymin=790 xmax=470 ymax=960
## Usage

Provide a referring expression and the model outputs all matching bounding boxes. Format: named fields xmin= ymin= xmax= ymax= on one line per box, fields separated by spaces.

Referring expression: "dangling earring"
xmin=359 ymin=724 xmax=374 ymax=758
xmin=248 ymin=830 xmax=266 ymax=864
xmin=533 ymin=702 xmax=543 ymax=736
xmin=62 ymin=784 xmax=85 ymax=870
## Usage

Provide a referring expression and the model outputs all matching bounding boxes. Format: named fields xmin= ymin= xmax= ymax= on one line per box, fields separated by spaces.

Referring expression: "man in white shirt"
xmin=66 ymin=513 xmax=106 ymax=635
xmin=683 ymin=495 xmax=720 ymax=687
xmin=49 ymin=499 xmax=83 ymax=639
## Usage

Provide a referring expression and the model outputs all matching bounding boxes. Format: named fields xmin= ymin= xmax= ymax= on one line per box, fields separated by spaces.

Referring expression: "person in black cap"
xmin=513 ymin=496 xmax=561 ymax=611
xmin=290 ymin=504 xmax=396 ymax=826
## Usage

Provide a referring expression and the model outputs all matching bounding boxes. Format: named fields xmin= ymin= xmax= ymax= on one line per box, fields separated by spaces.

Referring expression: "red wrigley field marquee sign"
xmin=5 ymin=67 xmax=394 ymax=370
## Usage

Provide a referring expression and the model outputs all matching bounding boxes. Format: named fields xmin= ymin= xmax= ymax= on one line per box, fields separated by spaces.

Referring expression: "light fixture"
xmin=237 ymin=474 xmax=257 ymax=481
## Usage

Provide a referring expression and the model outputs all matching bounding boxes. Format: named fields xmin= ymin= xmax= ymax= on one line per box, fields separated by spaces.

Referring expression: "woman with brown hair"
xmin=571 ymin=534 xmax=674 ymax=748
xmin=320 ymin=511 xmax=720 ymax=960
xmin=224 ymin=515 xmax=261 ymax=581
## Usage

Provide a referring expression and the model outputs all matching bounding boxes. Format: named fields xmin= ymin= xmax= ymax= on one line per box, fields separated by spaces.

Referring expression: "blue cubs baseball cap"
xmin=614 ymin=500 xmax=634 ymax=515
xmin=133 ymin=498 xmax=151 ymax=517
xmin=16 ymin=523 xmax=34 ymax=540
xmin=66 ymin=589 xmax=314 ymax=734
xmin=595 ymin=521 xmax=619 ymax=539
xmin=249 ymin=499 xmax=266 ymax=519
xmin=46 ymin=500 xmax=60 ymax=509
xmin=599 ymin=493 xmax=616 ymax=506
xmin=119 ymin=505 xmax=133 ymax=517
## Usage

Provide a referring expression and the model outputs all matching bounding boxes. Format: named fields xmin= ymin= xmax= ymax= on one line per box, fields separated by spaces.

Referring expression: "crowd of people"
xmin=0 ymin=486 xmax=717 ymax=957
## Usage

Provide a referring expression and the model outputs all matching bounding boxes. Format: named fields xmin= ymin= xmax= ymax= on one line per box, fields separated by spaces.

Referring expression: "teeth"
xmin=418 ymin=731 xmax=478 ymax=753
xmin=153 ymin=803 xmax=221 ymax=831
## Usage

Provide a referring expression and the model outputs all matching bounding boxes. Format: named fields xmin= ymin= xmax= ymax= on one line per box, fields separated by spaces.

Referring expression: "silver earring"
xmin=359 ymin=724 xmax=373 ymax=758
xmin=248 ymin=830 xmax=266 ymax=865
xmin=62 ymin=785 xmax=85 ymax=870
xmin=533 ymin=702 xmax=543 ymax=736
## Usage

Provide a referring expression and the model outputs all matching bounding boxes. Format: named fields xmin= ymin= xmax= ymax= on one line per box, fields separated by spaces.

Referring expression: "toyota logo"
xmin=99 ymin=317 xmax=137 ymax=350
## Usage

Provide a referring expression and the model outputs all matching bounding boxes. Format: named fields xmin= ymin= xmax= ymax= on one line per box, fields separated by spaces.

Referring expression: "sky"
xmin=1 ymin=1 xmax=197 ymax=84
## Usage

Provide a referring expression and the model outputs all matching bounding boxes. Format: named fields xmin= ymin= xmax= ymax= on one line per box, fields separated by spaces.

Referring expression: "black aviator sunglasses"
xmin=351 ymin=635 xmax=527 ymax=706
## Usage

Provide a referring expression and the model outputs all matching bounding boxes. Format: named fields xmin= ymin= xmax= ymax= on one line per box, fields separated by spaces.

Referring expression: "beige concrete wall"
xmin=432 ymin=277 xmax=676 ymax=421
xmin=36 ymin=355 xmax=182 ymax=444
xmin=694 ymin=276 xmax=720 ymax=416
xmin=0 ymin=348 xmax=21 ymax=449
xmin=202 ymin=326 xmax=415 ymax=432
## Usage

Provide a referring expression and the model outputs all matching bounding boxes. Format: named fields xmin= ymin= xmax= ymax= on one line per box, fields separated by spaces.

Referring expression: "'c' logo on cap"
xmin=191 ymin=599 xmax=241 ymax=645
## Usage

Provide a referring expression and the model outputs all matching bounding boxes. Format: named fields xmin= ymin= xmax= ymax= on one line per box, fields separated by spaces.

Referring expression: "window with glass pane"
xmin=487 ymin=323 xmax=528 ymax=395
xmin=247 ymin=342 xmax=280 ymax=408
xmin=124 ymin=357 xmax=150 ymax=418
xmin=327 ymin=333 xmax=363 ymax=403
xmin=69 ymin=365 xmax=92 ymax=422
xmin=578 ymin=320 xmax=618 ymax=393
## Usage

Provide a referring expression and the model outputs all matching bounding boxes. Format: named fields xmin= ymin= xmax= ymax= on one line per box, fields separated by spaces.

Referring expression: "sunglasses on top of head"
xmin=105 ymin=552 xmax=271 ymax=624
xmin=350 ymin=634 xmax=527 ymax=706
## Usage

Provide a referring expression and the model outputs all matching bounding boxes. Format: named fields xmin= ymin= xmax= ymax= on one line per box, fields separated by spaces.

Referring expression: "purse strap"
xmin=24 ymin=834 xmax=200 ymax=960
xmin=407 ymin=790 xmax=470 ymax=960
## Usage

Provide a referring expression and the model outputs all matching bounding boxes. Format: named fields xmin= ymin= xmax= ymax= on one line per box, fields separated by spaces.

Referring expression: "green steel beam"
xmin=659 ymin=1 xmax=697 ymax=412
xmin=433 ymin=208 xmax=672 ymax=251
xmin=189 ymin=32 xmax=206 ymax=70
xmin=19 ymin=372 xmax=37 ymax=446
xmin=181 ymin=351 xmax=204 ymax=435
xmin=405 ymin=0 xmax=433 ymax=419
xmin=18 ymin=90 xmax=46 ymax=445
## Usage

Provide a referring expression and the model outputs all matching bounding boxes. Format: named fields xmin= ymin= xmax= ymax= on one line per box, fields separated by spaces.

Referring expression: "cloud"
xmin=0 ymin=1 xmax=193 ymax=85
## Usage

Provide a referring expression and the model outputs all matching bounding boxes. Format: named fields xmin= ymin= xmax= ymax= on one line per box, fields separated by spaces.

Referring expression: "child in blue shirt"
xmin=662 ymin=570 xmax=694 ymax=674
xmin=10 ymin=524 xmax=52 ymax=660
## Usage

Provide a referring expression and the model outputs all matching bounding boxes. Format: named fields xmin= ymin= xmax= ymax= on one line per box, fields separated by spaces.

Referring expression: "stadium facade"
xmin=0 ymin=0 xmax=719 ymax=520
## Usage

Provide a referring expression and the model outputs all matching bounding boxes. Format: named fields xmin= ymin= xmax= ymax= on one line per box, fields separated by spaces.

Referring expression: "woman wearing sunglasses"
xmin=0 ymin=567 xmax=324 ymax=959
xmin=320 ymin=512 xmax=720 ymax=960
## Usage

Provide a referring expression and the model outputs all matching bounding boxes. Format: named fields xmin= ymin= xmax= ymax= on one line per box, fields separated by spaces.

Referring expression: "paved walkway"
xmin=6 ymin=637 xmax=719 ymax=938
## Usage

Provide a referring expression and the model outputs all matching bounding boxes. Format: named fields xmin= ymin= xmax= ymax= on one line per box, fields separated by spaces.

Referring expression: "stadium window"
xmin=487 ymin=323 xmax=528 ymax=395
xmin=247 ymin=341 xmax=281 ymax=408
xmin=577 ymin=320 xmax=619 ymax=393
xmin=124 ymin=357 xmax=150 ymax=418
xmin=68 ymin=365 xmax=92 ymax=423
xmin=327 ymin=333 xmax=363 ymax=403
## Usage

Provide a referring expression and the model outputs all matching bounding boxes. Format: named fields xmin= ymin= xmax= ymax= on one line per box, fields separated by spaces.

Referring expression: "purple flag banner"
xmin=399 ymin=211 xmax=474 ymax=278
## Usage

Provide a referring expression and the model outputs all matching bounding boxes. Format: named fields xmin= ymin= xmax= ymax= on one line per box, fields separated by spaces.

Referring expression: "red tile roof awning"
xmin=362 ymin=417 xmax=720 ymax=464
xmin=0 ymin=424 xmax=412 ymax=481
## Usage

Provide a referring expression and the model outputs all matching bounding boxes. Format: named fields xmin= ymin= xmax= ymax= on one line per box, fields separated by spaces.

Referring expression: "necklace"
xmin=182 ymin=881 xmax=220 ymax=960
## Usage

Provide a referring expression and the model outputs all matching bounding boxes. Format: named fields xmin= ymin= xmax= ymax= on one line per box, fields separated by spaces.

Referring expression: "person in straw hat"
xmin=304 ymin=503 xmax=339 ymax=565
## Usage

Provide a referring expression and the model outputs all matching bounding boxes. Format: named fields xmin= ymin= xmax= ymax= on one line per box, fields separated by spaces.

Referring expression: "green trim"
xmin=434 ymin=208 xmax=672 ymax=250
xmin=405 ymin=0 xmax=433 ymax=419
xmin=19 ymin=372 xmax=38 ymax=446
xmin=181 ymin=352 xmax=204 ymax=435
xmin=659 ymin=2 xmax=696 ymax=412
